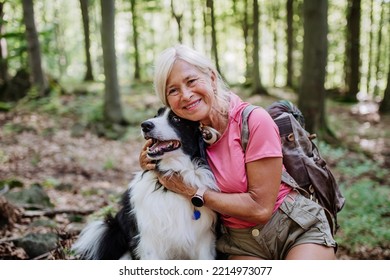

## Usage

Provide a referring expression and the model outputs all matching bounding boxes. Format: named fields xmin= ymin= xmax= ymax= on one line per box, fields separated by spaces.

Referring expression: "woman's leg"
xmin=285 ymin=243 xmax=336 ymax=260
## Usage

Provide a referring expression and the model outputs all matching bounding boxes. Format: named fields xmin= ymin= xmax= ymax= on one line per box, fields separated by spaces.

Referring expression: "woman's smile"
xmin=184 ymin=99 xmax=201 ymax=111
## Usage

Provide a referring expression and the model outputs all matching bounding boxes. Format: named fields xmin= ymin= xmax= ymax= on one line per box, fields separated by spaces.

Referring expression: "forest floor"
xmin=0 ymin=87 xmax=389 ymax=260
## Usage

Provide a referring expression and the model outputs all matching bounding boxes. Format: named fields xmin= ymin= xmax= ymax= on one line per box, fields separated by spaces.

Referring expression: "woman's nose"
xmin=182 ymin=87 xmax=193 ymax=99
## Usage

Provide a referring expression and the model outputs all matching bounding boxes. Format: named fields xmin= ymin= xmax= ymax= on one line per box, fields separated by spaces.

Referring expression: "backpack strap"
xmin=240 ymin=104 xmax=258 ymax=152
xmin=240 ymin=104 xmax=300 ymax=189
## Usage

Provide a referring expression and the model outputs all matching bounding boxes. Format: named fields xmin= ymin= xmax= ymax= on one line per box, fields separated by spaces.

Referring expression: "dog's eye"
xmin=172 ymin=116 xmax=181 ymax=123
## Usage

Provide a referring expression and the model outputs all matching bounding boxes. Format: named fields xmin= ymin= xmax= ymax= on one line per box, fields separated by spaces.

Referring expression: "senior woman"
xmin=139 ymin=45 xmax=336 ymax=260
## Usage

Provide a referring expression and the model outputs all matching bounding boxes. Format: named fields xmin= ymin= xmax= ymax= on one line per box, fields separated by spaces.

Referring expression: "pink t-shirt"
xmin=206 ymin=93 xmax=292 ymax=228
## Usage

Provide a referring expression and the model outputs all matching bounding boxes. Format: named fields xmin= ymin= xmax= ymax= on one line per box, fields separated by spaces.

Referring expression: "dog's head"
xmin=141 ymin=107 xmax=206 ymax=162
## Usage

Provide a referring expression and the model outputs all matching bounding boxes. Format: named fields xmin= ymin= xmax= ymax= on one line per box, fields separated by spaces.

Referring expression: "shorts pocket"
xmin=279 ymin=196 xmax=321 ymax=230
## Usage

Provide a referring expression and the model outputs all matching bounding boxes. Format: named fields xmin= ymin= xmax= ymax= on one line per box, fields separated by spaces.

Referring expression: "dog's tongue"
xmin=150 ymin=140 xmax=169 ymax=151
xmin=148 ymin=140 xmax=180 ymax=155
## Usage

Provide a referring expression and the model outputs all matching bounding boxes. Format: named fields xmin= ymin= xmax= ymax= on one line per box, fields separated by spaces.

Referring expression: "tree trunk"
xmin=251 ymin=0 xmax=267 ymax=95
xmin=202 ymin=5 xmax=209 ymax=55
xmin=0 ymin=2 xmax=9 ymax=87
xmin=100 ymin=0 xmax=125 ymax=124
xmin=373 ymin=1 xmax=385 ymax=96
xmin=22 ymin=0 xmax=48 ymax=96
xmin=189 ymin=0 xmax=196 ymax=47
xmin=379 ymin=59 xmax=390 ymax=114
xmin=366 ymin=0 xmax=374 ymax=96
xmin=130 ymin=0 xmax=140 ymax=81
xmin=80 ymin=0 xmax=94 ymax=81
xmin=272 ymin=1 xmax=280 ymax=87
xmin=236 ymin=0 xmax=252 ymax=85
xmin=206 ymin=0 xmax=220 ymax=74
xmin=286 ymin=0 xmax=293 ymax=88
xmin=171 ymin=0 xmax=183 ymax=43
xmin=343 ymin=0 xmax=361 ymax=102
xmin=299 ymin=0 xmax=328 ymax=135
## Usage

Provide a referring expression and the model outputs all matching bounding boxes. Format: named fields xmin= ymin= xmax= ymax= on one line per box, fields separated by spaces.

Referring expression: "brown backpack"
xmin=241 ymin=100 xmax=345 ymax=235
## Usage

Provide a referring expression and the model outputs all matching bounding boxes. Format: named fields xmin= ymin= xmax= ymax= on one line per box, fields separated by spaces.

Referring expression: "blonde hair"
xmin=153 ymin=45 xmax=230 ymax=115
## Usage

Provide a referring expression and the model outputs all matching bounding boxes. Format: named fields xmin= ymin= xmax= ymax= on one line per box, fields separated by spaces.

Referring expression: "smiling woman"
xmin=154 ymin=46 xmax=231 ymax=122
xmin=139 ymin=44 xmax=338 ymax=260
xmin=165 ymin=60 xmax=217 ymax=124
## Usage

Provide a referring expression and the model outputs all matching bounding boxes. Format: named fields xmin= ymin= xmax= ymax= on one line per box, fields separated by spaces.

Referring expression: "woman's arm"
xmin=157 ymin=156 xmax=282 ymax=225
xmin=204 ymin=157 xmax=282 ymax=224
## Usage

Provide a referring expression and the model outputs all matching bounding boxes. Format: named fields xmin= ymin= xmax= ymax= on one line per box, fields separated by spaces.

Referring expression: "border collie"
xmin=72 ymin=107 xmax=219 ymax=259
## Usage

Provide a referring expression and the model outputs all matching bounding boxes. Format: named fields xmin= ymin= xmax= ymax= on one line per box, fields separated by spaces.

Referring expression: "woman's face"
xmin=166 ymin=60 xmax=216 ymax=124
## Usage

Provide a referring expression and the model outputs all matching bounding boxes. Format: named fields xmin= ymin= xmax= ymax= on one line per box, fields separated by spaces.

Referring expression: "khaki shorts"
xmin=216 ymin=191 xmax=337 ymax=259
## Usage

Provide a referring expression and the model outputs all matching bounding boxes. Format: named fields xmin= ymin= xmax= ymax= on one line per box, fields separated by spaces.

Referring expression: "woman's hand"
xmin=139 ymin=139 xmax=156 ymax=170
xmin=139 ymin=140 xmax=197 ymax=199
xmin=158 ymin=172 xmax=197 ymax=199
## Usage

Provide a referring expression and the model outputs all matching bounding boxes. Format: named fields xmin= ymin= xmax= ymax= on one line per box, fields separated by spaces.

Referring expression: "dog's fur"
xmin=72 ymin=107 xmax=219 ymax=260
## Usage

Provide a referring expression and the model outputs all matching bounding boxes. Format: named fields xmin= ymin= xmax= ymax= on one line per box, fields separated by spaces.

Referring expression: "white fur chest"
xmin=128 ymin=171 xmax=217 ymax=259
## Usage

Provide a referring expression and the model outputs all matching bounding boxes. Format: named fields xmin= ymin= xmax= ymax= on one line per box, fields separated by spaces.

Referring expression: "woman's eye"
xmin=188 ymin=79 xmax=197 ymax=85
xmin=168 ymin=89 xmax=178 ymax=96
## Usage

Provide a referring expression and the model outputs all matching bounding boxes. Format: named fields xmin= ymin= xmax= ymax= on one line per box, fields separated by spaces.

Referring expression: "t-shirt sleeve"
xmin=244 ymin=107 xmax=282 ymax=163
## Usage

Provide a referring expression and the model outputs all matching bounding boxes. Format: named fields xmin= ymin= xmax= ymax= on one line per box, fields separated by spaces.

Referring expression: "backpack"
xmin=241 ymin=100 xmax=345 ymax=236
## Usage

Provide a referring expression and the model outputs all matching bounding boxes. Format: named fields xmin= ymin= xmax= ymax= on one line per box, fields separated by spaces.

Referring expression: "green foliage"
xmin=319 ymin=141 xmax=387 ymax=182
xmin=30 ymin=150 xmax=41 ymax=167
xmin=336 ymin=180 xmax=390 ymax=252
xmin=85 ymin=194 xmax=122 ymax=222
xmin=74 ymin=95 xmax=104 ymax=124
xmin=2 ymin=122 xmax=35 ymax=135
xmin=88 ymin=204 xmax=117 ymax=221
xmin=0 ymin=102 xmax=13 ymax=112
xmin=318 ymin=141 xmax=390 ymax=253
xmin=2 ymin=0 xmax=389 ymax=100
xmin=103 ymin=158 xmax=116 ymax=170
xmin=0 ymin=178 xmax=24 ymax=189
xmin=0 ymin=149 xmax=8 ymax=165
xmin=41 ymin=177 xmax=61 ymax=189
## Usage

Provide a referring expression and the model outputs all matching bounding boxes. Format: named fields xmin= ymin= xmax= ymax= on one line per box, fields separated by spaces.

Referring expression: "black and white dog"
xmin=72 ymin=107 xmax=219 ymax=259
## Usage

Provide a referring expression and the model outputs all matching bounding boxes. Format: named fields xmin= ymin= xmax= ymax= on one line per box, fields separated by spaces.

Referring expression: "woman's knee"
xmin=285 ymin=243 xmax=336 ymax=260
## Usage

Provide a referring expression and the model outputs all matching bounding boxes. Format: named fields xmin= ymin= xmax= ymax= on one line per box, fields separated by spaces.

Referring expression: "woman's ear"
xmin=209 ymin=69 xmax=217 ymax=89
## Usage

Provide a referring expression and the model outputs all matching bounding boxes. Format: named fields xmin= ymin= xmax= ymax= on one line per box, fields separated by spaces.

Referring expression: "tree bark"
xmin=299 ymin=0 xmax=328 ymax=135
xmin=0 ymin=2 xmax=9 ymax=87
xmin=206 ymin=0 xmax=220 ymax=74
xmin=366 ymin=0 xmax=374 ymax=96
xmin=379 ymin=59 xmax=390 ymax=114
xmin=286 ymin=0 xmax=293 ymax=88
xmin=251 ymin=0 xmax=267 ymax=95
xmin=22 ymin=0 xmax=48 ymax=96
xmin=374 ymin=0 xmax=385 ymax=96
xmin=80 ymin=0 xmax=94 ymax=81
xmin=343 ymin=0 xmax=361 ymax=102
xmin=130 ymin=0 xmax=140 ymax=81
xmin=100 ymin=0 xmax=125 ymax=124
xmin=272 ymin=1 xmax=280 ymax=87
xmin=171 ymin=0 xmax=183 ymax=43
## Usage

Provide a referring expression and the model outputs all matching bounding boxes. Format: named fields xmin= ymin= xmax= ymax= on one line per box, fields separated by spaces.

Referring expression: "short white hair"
xmin=153 ymin=45 xmax=230 ymax=115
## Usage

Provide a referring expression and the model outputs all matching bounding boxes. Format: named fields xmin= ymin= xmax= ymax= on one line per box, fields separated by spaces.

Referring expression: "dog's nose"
xmin=141 ymin=121 xmax=154 ymax=133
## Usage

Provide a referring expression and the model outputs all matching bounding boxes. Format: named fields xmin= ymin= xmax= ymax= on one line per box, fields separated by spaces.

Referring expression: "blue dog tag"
xmin=193 ymin=209 xmax=201 ymax=220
